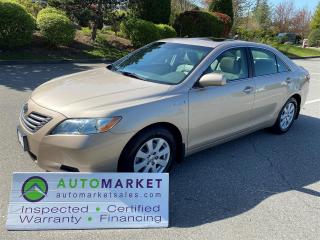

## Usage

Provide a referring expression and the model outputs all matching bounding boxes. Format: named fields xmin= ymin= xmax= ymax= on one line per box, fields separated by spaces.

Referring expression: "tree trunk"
xmin=91 ymin=0 xmax=103 ymax=41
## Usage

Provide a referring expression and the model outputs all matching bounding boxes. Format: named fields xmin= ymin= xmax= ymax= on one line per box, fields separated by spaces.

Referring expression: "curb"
xmin=0 ymin=58 xmax=112 ymax=65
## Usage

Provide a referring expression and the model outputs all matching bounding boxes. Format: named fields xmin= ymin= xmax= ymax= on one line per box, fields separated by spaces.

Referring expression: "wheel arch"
xmin=117 ymin=122 xmax=185 ymax=171
xmin=290 ymin=93 xmax=301 ymax=119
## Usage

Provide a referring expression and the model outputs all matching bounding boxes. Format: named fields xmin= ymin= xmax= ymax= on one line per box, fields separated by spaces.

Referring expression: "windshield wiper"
xmin=118 ymin=71 xmax=146 ymax=80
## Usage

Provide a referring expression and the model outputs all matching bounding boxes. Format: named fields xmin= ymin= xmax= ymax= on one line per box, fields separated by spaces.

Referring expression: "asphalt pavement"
xmin=0 ymin=59 xmax=320 ymax=240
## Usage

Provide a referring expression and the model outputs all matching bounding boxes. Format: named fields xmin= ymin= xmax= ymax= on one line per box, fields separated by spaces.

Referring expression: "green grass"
xmin=270 ymin=42 xmax=320 ymax=58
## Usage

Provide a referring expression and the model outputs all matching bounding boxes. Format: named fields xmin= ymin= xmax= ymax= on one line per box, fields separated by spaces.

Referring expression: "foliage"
xmin=37 ymin=6 xmax=65 ymax=17
xmin=173 ymin=10 xmax=224 ymax=38
xmin=37 ymin=8 xmax=76 ymax=46
xmin=156 ymin=24 xmax=177 ymax=38
xmin=0 ymin=0 xmax=36 ymax=49
xmin=209 ymin=0 xmax=233 ymax=25
xmin=253 ymin=0 xmax=272 ymax=29
xmin=128 ymin=0 xmax=171 ymax=24
xmin=273 ymin=1 xmax=311 ymax=37
xmin=235 ymin=27 xmax=277 ymax=42
xmin=212 ymin=12 xmax=232 ymax=37
xmin=311 ymin=3 xmax=320 ymax=30
xmin=13 ymin=0 xmax=43 ymax=16
xmin=47 ymin=0 xmax=119 ymax=40
xmin=308 ymin=28 xmax=320 ymax=47
xmin=120 ymin=18 xmax=176 ymax=47
xmin=105 ymin=10 xmax=127 ymax=35
xmin=170 ymin=0 xmax=199 ymax=25
xmin=120 ymin=18 xmax=160 ymax=47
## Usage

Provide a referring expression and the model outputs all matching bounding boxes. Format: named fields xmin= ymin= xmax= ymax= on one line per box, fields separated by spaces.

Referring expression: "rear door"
xmin=249 ymin=47 xmax=290 ymax=126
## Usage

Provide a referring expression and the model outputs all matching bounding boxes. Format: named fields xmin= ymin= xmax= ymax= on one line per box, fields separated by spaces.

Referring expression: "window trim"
xmin=194 ymin=46 xmax=251 ymax=87
xmin=248 ymin=47 xmax=292 ymax=78
xmin=250 ymin=47 xmax=279 ymax=77
xmin=276 ymin=55 xmax=291 ymax=73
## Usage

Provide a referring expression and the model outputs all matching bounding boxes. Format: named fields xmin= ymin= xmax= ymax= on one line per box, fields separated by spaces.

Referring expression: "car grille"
xmin=20 ymin=111 xmax=52 ymax=133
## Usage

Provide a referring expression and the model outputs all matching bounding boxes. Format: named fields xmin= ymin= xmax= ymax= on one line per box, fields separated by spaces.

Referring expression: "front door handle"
xmin=243 ymin=86 xmax=254 ymax=94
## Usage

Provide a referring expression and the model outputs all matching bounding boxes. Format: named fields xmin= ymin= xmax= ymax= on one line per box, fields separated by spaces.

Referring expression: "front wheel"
xmin=271 ymin=97 xmax=298 ymax=134
xmin=118 ymin=127 xmax=176 ymax=173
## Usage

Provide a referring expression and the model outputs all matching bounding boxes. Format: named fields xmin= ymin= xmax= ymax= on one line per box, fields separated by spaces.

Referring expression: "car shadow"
xmin=0 ymin=63 xmax=100 ymax=92
xmin=169 ymin=114 xmax=320 ymax=227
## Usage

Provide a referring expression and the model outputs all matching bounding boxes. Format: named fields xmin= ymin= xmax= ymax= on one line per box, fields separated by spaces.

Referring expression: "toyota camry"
xmin=17 ymin=38 xmax=310 ymax=173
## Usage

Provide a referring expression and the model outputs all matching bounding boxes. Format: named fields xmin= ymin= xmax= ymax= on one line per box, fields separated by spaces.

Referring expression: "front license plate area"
xmin=17 ymin=127 xmax=29 ymax=152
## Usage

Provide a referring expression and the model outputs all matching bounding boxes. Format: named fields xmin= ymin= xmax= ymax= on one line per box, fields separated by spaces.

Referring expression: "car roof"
xmin=159 ymin=37 xmax=247 ymax=48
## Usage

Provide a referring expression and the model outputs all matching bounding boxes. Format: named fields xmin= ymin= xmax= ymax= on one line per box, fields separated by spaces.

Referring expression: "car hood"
xmin=31 ymin=67 xmax=172 ymax=117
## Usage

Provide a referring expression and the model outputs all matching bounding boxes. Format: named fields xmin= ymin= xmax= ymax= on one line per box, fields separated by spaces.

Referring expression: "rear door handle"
xmin=285 ymin=77 xmax=292 ymax=84
xmin=243 ymin=86 xmax=254 ymax=94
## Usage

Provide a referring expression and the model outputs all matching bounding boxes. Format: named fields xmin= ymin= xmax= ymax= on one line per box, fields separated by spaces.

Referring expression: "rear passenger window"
xmin=251 ymin=48 xmax=277 ymax=76
xmin=277 ymin=57 xmax=290 ymax=72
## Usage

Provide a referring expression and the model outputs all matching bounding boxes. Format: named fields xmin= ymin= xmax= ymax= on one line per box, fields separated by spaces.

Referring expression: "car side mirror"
xmin=198 ymin=73 xmax=226 ymax=87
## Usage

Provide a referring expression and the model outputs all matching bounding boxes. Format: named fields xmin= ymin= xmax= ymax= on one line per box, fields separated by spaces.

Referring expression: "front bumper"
xmin=19 ymin=99 xmax=134 ymax=172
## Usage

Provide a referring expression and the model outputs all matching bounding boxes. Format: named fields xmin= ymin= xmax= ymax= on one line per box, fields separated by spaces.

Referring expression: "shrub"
xmin=156 ymin=24 xmax=177 ymax=38
xmin=209 ymin=0 xmax=233 ymax=24
xmin=0 ymin=0 xmax=36 ymax=49
xmin=37 ymin=8 xmax=75 ymax=46
xmin=37 ymin=6 xmax=65 ymax=18
xmin=308 ymin=29 xmax=320 ymax=47
xmin=212 ymin=12 xmax=232 ymax=37
xmin=128 ymin=0 xmax=171 ymax=24
xmin=120 ymin=18 xmax=177 ymax=47
xmin=13 ymin=0 xmax=43 ymax=17
xmin=120 ymin=18 xmax=160 ymax=47
xmin=173 ymin=10 xmax=224 ymax=38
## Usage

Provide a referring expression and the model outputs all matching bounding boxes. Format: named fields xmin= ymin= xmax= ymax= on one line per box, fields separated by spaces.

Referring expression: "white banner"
xmin=6 ymin=172 xmax=169 ymax=230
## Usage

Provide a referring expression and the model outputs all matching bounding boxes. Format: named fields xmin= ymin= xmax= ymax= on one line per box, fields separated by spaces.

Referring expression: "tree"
xmin=48 ymin=0 xmax=119 ymax=40
xmin=209 ymin=0 xmax=234 ymax=24
xmin=273 ymin=0 xmax=312 ymax=37
xmin=310 ymin=2 xmax=320 ymax=30
xmin=253 ymin=0 xmax=271 ymax=29
xmin=128 ymin=0 xmax=171 ymax=24
xmin=292 ymin=8 xmax=311 ymax=37
xmin=273 ymin=0 xmax=295 ymax=32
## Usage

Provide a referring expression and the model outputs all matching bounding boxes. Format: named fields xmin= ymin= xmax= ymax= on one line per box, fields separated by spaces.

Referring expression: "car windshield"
xmin=110 ymin=42 xmax=213 ymax=85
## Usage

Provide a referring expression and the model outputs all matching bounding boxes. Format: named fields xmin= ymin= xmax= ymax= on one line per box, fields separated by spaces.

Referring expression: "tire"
xmin=118 ymin=127 xmax=176 ymax=173
xmin=271 ymin=97 xmax=298 ymax=134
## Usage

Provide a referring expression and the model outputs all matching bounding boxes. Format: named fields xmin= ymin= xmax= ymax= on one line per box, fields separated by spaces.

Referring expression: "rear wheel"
xmin=118 ymin=127 xmax=176 ymax=173
xmin=271 ymin=97 xmax=298 ymax=134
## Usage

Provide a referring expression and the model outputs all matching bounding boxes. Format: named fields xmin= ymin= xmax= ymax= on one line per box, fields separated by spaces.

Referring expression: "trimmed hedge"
xmin=37 ymin=6 xmax=65 ymax=17
xmin=156 ymin=24 xmax=177 ymax=38
xmin=308 ymin=29 xmax=320 ymax=47
xmin=37 ymin=7 xmax=75 ymax=46
xmin=209 ymin=0 xmax=233 ymax=24
xmin=120 ymin=18 xmax=176 ymax=47
xmin=0 ymin=0 xmax=36 ymax=49
xmin=173 ymin=10 xmax=224 ymax=38
xmin=129 ymin=0 xmax=171 ymax=24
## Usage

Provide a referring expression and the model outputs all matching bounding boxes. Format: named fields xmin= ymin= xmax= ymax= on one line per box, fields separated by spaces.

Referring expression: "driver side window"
xmin=204 ymin=48 xmax=249 ymax=81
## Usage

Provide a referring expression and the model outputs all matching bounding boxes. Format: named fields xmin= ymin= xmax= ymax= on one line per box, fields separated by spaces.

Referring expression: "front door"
xmin=188 ymin=47 xmax=255 ymax=150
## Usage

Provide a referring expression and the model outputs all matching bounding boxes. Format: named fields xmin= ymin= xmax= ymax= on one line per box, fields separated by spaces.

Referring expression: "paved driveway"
xmin=0 ymin=59 xmax=320 ymax=240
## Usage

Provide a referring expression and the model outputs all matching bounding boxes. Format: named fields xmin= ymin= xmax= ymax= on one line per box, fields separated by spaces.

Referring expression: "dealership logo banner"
xmin=6 ymin=172 xmax=169 ymax=230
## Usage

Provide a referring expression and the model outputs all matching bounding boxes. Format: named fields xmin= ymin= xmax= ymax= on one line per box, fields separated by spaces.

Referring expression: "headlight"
xmin=51 ymin=117 xmax=121 ymax=135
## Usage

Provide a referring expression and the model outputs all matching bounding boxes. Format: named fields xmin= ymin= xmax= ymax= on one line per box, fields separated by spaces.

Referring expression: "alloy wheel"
xmin=133 ymin=138 xmax=170 ymax=173
xmin=280 ymin=102 xmax=295 ymax=130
